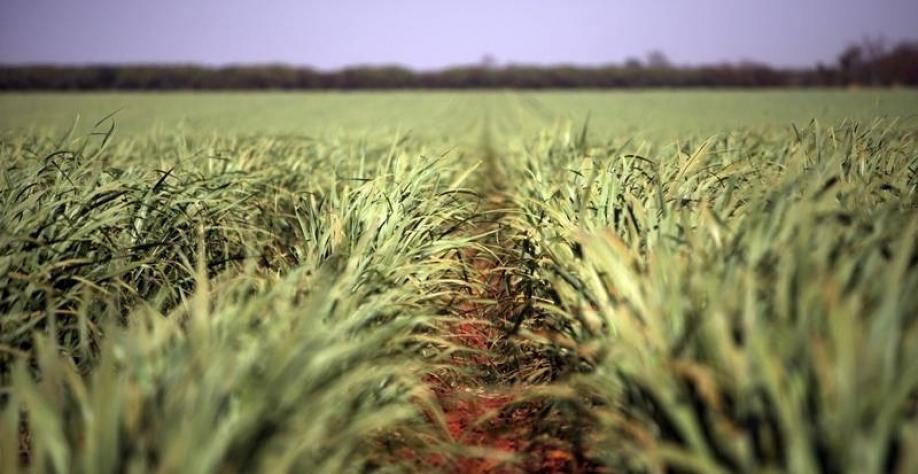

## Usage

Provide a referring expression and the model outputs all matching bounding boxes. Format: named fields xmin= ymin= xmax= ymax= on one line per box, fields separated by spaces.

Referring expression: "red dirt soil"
xmin=419 ymin=249 xmax=593 ymax=473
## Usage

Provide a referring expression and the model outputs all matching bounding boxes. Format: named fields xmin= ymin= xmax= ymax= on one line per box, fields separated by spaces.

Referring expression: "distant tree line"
xmin=1 ymin=40 xmax=916 ymax=90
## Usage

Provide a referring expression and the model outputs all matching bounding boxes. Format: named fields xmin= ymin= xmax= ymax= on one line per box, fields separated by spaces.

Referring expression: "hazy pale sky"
xmin=1 ymin=0 xmax=916 ymax=69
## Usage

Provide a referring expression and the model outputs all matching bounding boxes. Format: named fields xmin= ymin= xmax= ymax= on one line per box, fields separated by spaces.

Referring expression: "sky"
xmin=1 ymin=0 xmax=916 ymax=69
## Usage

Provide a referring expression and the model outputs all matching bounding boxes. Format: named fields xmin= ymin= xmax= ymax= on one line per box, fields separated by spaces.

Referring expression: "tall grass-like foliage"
xmin=2 ymin=109 xmax=917 ymax=473
xmin=505 ymin=121 xmax=918 ymax=472
xmin=1 ymin=127 xmax=479 ymax=472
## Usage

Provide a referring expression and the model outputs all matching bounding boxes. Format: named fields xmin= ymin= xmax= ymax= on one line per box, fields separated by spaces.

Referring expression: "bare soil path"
xmin=420 ymin=103 xmax=596 ymax=473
